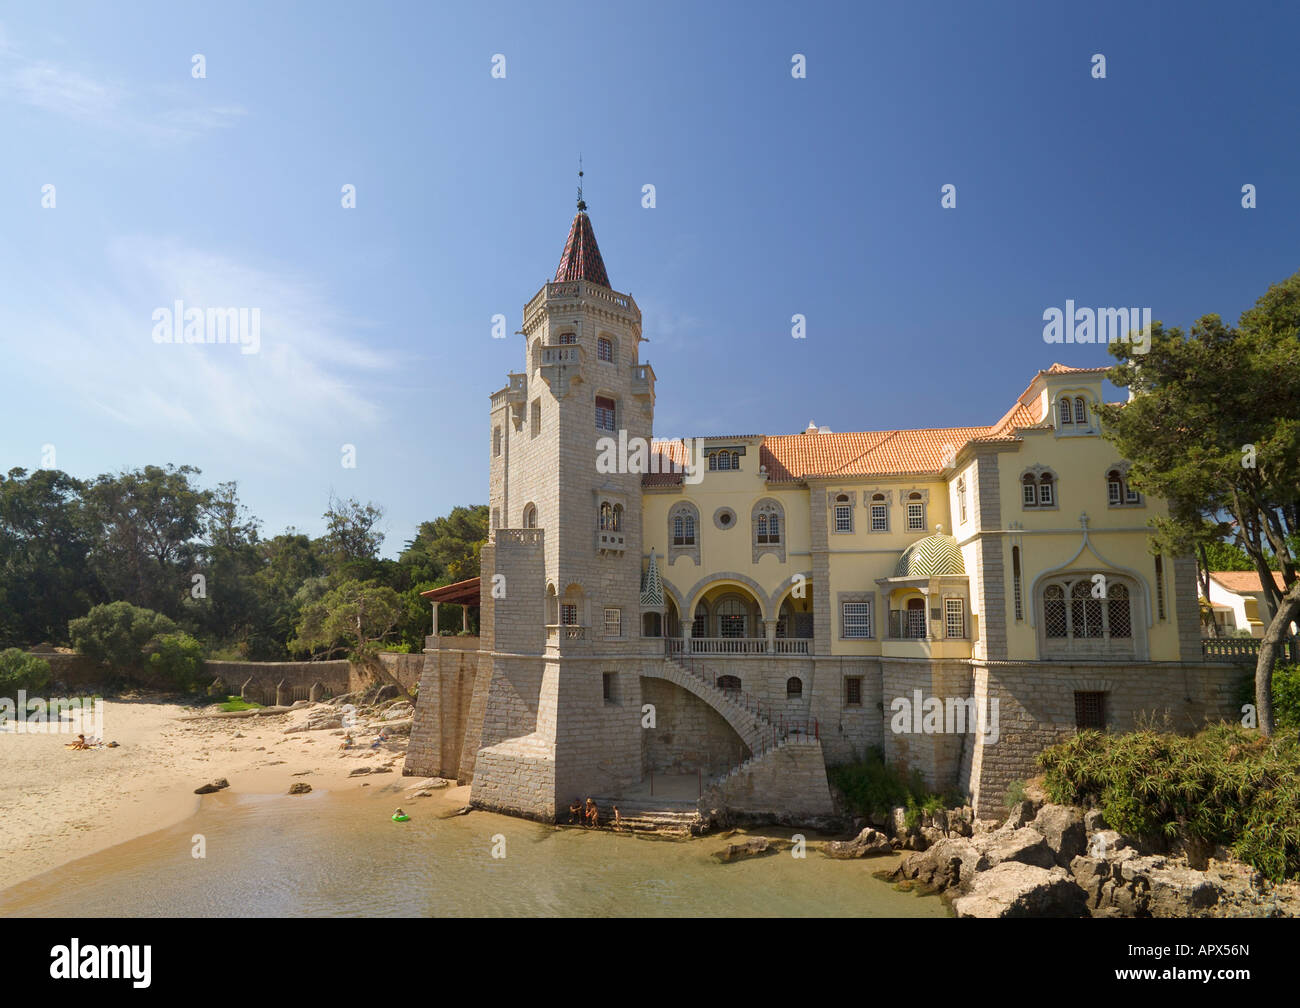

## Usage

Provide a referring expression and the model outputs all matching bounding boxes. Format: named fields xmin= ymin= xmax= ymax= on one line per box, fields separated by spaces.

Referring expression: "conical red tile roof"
xmin=554 ymin=211 xmax=610 ymax=288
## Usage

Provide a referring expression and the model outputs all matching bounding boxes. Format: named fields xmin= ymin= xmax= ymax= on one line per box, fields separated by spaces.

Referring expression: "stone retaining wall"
xmin=702 ymin=738 xmax=834 ymax=819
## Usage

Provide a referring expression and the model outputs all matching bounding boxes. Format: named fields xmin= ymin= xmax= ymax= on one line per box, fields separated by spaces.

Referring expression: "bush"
xmin=1005 ymin=779 xmax=1027 ymax=809
xmin=145 ymin=632 xmax=206 ymax=691
xmin=828 ymin=746 xmax=959 ymax=823
xmin=0 ymin=648 xmax=51 ymax=698
xmin=1039 ymin=722 xmax=1300 ymax=881
xmin=69 ymin=602 xmax=177 ymax=675
xmin=1233 ymin=663 xmax=1300 ymax=731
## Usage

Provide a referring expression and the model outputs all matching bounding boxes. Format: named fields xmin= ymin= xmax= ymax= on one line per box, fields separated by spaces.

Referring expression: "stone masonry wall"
xmin=403 ymin=641 xmax=481 ymax=780
xmin=703 ymin=738 xmax=834 ymax=819
xmin=641 ymin=676 xmax=748 ymax=775
xmin=963 ymin=659 xmax=1246 ymax=819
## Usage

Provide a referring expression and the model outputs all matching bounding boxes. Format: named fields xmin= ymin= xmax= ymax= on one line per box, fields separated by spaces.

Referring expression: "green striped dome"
xmin=894 ymin=533 xmax=964 ymax=578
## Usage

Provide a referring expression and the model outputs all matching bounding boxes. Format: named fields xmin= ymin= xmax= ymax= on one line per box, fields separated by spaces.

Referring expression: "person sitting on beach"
xmin=585 ymin=797 xmax=599 ymax=829
xmin=568 ymin=799 xmax=583 ymax=824
xmin=65 ymin=734 xmax=90 ymax=751
xmin=339 ymin=732 xmax=353 ymax=750
xmin=612 ymin=806 xmax=622 ymax=830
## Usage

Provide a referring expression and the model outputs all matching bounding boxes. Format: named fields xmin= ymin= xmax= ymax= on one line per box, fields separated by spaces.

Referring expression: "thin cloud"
xmin=0 ymin=26 xmax=245 ymax=140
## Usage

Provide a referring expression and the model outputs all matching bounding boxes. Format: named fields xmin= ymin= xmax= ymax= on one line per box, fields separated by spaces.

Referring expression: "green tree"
xmin=0 ymin=468 xmax=102 ymax=647
xmin=0 ymin=648 xmax=52 ymax=699
xmin=69 ymin=601 xmax=178 ymax=676
xmin=289 ymin=579 xmax=412 ymax=701
xmin=1097 ymin=272 xmax=1300 ymax=735
xmin=145 ymin=632 xmax=206 ymax=691
xmin=322 ymin=495 xmax=385 ymax=572
xmin=82 ymin=465 xmax=210 ymax=619
xmin=400 ymin=505 xmax=488 ymax=584
xmin=190 ymin=481 xmax=264 ymax=652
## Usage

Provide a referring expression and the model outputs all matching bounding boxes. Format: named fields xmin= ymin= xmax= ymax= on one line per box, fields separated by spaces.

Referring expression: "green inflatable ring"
xmin=392 ymin=814 xmax=410 ymax=822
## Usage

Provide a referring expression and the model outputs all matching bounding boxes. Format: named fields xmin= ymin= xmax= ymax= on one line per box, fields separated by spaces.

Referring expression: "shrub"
xmin=1005 ymin=779 xmax=1027 ymax=809
xmin=828 ymin=747 xmax=959 ymax=823
xmin=145 ymin=632 xmax=206 ymax=691
xmin=0 ymin=648 xmax=51 ymax=699
xmin=1039 ymin=722 xmax=1300 ymax=881
xmin=69 ymin=602 xmax=177 ymax=675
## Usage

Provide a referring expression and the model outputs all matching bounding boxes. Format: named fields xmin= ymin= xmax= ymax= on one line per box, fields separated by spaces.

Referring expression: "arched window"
xmin=597 ymin=336 xmax=613 ymax=362
xmin=599 ymin=502 xmax=614 ymax=530
xmin=717 ymin=452 xmax=732 ymax=471
xmin=717 ymin=675 xmax=742 ymax=693
xmin=692 ymin=603 xmax=708 ymax=639
xmin=1059 ymin=397 xmax=1073 ymax=425
xmin=786 ymin=677 xmax=803 ymax=698
xmin=1071 ymin=581 xmax=1102 ymax=638
xmin=1074 ymin=397 xmax=1087 ymax=425
xmin=956 ymin=476 xmax=968 ymax=524
xmin=833 ymin=493 xmax=853 ymax=533
xmin=1044 ymin=585 xmax=1067 ymax=637
xmin=1107 ymin=469 xmax=1123 ymax=505
xmin=870 ymin=493 xmax=888 ymax=532
xmin=557 ymin=332 xmax=577 ymax=345
xmin=753 ymin=499 xmax=784 ymax=549
xmin=1022 ymin=468 xmax=1057 ymax=508
xmin=1040 ymin=576 xmax=1135 ymax=646
xmin=906 ymin=492 xmax=926 ymax=530
xmin=731 ymin=452 xmax=740 ymax=469
xmin=523 ymin=504 xmax=537 ymax=529
xmin=669 ymin=504 xmax=699 ymax=558
xmin=716 ymin=597 xmax=747 ymax=638
xmin=612 ymin=503 xmax=623 ymax=532
xmin=1107 ymin=584 xmax=1131 ymax=638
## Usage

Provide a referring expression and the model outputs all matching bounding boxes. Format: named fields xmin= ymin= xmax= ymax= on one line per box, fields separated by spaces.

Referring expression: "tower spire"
xmin=576 ymin=154 xmax=586 ymax=213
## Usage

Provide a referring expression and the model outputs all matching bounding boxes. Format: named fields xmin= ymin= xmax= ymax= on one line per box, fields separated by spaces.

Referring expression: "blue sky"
xmin=2 ymin=1 xmax=1297 ymax=556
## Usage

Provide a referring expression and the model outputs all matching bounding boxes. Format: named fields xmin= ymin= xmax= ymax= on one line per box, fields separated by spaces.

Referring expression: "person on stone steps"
xmin=585 ymin=797 xmax=600 ymax=828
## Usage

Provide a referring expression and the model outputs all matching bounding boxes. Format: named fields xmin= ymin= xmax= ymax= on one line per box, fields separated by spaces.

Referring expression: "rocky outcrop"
xmin=825 ymin=828 xmax=892 ymax=859
xmin=877 ymin=798 xmax=1300 ymax=918
xmin=712 ymin=837 xmax=772 ymax=863
xmin=952 ymin=863 xmax=1089 ymax=918
xmin=194 ymin=778 xmax=230 ymax=795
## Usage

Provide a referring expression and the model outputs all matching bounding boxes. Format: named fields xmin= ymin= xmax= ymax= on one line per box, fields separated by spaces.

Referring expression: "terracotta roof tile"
xmin=554 ymin=211 xmax=610 ymax=288
xmin=1208 ymin=570 xmax=1288 ymax=594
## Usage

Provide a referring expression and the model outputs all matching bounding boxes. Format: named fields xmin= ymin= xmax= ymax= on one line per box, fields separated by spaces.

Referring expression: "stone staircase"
xmin=575 ymin=797 xmax=702 ymax=838
xmin=648 ymin=656 xmax=776 ymax=754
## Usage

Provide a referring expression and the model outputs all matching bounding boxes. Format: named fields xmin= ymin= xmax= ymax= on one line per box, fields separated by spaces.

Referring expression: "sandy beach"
xmin=0 ymin=694 xmax=424 ymax=894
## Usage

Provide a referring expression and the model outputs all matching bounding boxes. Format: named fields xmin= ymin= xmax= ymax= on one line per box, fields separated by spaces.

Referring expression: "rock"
xmin=383 ymin=705 xmax=414 ymax=721
xmin=825 ymin=827 xmax=893 ymax=859
xmin=919 ymin=826 xmax=944 ymax=848
xmin=712 ymin=837 xmax=772 ymax=863
xmin=193 ymin=778 xmax=229 ymax=795
xmin=952 ymin=863 xmax=1089 ymax=918
xmin=1084 ymin=808 xmax=1107 ymax=833
xmin=981 ymin=827 xmax=1056 ymax=869
xmin=1030 ymin=804 xmax=1086 ymax=866
xmin=288 ymin=782 xmax=312 ymax=795
xmin=1003 ymin=799 xmax=1036 ymax=830
xmin=1087 ymin=829 xmax=1127 ymax=860
xmin=1069 ymin=855 xmax=1108 ymax=908
xmin=372 ymin=766 xmax=393 ymax=774
xmin=893 ymin=837 xmax=987 ymax=893
xmin=1145 ymin=864 xmax=1222 ymax=918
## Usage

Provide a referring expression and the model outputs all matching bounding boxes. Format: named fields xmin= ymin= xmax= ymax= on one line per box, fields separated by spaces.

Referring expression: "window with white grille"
xmin=842 ymin=601 xmax=873 ymax=639
xmin=604 ymin=607 xmax=622 ymax=637
xmin=595 ymin=396 xmax=616 ymax=431
xmin=834 ymin=504 xmax=852 ymax=533
xmin=944 ymin=598 xmax=965 ymax=638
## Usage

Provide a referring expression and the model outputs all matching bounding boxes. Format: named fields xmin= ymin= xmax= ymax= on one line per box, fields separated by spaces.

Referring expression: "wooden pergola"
xmin=420 ymin=577 xmax=481 ymax=636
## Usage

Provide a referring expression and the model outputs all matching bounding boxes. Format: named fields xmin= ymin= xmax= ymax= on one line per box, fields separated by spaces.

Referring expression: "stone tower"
xmin=473 ymin=191 xmax=657 ymax=819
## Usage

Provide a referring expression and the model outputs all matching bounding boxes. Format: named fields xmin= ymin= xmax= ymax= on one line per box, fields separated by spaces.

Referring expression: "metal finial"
xmin=577 ymin=154 xmax=587 ymax=212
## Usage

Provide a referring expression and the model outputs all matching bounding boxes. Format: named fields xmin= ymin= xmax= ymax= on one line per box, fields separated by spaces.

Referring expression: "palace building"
xmin=404 ymin=199 xmax=1241 ymax=823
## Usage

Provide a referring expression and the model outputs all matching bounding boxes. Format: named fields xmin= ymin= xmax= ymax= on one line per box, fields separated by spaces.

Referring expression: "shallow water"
xmin=0 ymin=788 xmax=947 ymax=918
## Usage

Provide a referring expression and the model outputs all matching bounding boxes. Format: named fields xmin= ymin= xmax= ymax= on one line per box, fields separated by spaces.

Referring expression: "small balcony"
xmin=631 ymin=363 xmax=655 ymax=400
xmin=505 ymin=372 xmax=527 ymax=404
xmin=596 ymin=529 xmax=626 ymax=553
